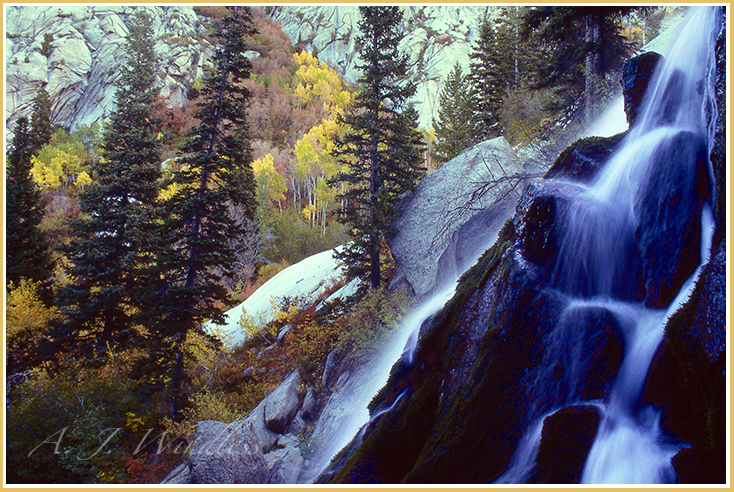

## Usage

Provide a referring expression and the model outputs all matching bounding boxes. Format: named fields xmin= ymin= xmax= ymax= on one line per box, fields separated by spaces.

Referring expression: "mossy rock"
xmin=643 ymin=239 xmax=726 ymax=483
xmin=543 ymin=132 xmax=626 ymax=183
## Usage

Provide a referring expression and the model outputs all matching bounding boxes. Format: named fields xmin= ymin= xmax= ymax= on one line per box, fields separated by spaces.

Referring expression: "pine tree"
xmin=468 ymin=9 xmax=539 ymax=141
xmin=29 ymin=86 xmax=53 ymax=154
xmin=331 ymin=6 xmax=424 ymax=289
xmin=144 ymin=6 xmax=258 ymax=417
xmin=468 ymin=16 xmax=505 ymax=140
xmin=6 ymin=117 xmax=55 ymax=304
xmin=523 ymin=7 xmax=641 ymax=123
xmin=433 ymin=62 xmax=479 ymax=163
xmin=56 ymin=9 xmax=162 ymax=353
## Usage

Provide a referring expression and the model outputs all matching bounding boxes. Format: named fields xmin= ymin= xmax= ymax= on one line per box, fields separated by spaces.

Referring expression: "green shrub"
xmin=266 ymin=209 xmax=347 ymax=266
xmin=163 ymin=390 xmax=246 ymax=444
xmin=336 ymin=286 xmax=415 ymax=365
xmin=6 ymin=352 xmax=143 ymax=483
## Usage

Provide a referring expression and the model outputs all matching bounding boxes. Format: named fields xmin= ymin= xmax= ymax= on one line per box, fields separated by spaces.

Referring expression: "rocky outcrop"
xmin=530 ymin=405 xmax=601 ymax=484
xmin=389 ymin=137 xmax=539 ymax=299
xmin=621 ymin=52 xmax=663 ymax=126
xmin=267 ymin=444 xmax=305 ymax=484
xmin=264 ymin=370 xmax=301 ymax=434
xmin=167 ymin=370 xmax=309 ymax=485
xmin=635 ymin=130 xmax=711 ymax=308
xmin=188 ymin=420 xmax=269 ymax=484
xmin=643 ymin=239 xmax=726 ymax=483
xmin=5 ymin=6 xmax=212 ymax=137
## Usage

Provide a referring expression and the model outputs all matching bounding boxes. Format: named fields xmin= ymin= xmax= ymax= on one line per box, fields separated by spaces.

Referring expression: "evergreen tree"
xmin=144 ymin=6 xmax=257 ymax=417
xmin=492 ymin=6 xmax=537 ymax=92
xmin=468 ymin=8 xmax=539 ymax=141
xmin=468 ymin=16 xmax=505 ymax=140
xmin=29 ymin=86 xmax=53 ymax=154
xmin=433 ymin=62 xmax=478 ymax=163
xmin=6 ymin=117 xmax=55 ymax=304
xmin=56 ymin=9 xmax=162 ymax=352
xmin=523 ymin=7 xmax=641 ymax=123
xmin=331 ymin=6 xmax=424 ymax=289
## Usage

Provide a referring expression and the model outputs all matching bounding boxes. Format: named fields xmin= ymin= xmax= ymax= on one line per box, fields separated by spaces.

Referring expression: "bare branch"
xmin=428 ymin=146 xmax=545 ymax=249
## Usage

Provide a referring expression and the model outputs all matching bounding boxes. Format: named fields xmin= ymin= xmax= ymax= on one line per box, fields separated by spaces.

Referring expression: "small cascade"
xmin=309 ymin=281 xmax=458 ymax=481
xmin=499 ymin=6 xmax=720 ymax=484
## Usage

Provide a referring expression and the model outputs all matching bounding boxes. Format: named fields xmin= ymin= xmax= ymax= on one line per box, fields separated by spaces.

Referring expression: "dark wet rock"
xmin=544 ymin=52 xmax=661 ymax=184
xmin=530 ymin=405 xmax=601 ymax=484
xmin=635 ymin=130 xmax=711 ymax=308
xmin=622 ymin=52 xmax=664 ymax=126
xmin=711 ymin=10 xmax=727 ymax=248
xmin=643 ymin=239 xmax=726 ymax=483
xmin=514 ymin=182 xmax=565 ymax=268
xmin=531 ymin=306 xmax=624 ymax=411
xmin=544 ymin=133 xmax=626 ymax=183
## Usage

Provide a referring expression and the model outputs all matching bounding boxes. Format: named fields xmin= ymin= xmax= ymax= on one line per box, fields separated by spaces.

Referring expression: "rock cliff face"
xmin=5 ymin=6 xmax=212 ymax=136
xmin=5 ymin=5 xmax=492 ymax=136
xmin=270 ymin=5 xmax=493 ymax=129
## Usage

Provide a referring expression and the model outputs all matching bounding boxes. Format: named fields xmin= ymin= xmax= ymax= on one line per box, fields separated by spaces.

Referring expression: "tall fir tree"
xmin=29 ymin=86 xmax=54 ymax=154
xmin=56 ymin=9 xmax=162 ymax=353
xmin=492 ymin=6 xmax=538 ymax=92
xmin=433 ymin=62 xmax=479 ymax=163
xmin=143 ymin=6 xmax=258 ymax=417
xmin=468 ymin=8 xmax=539 ymax=141
xmin=468 ymin=16 xmax=506 ymax=140
xmin=6 ymin=117 xmax=55 ymax=304
xmin=331 ymin=6 xmax=424 ymax=289
xmin=523 ymin=7 xmax=641 ymax=123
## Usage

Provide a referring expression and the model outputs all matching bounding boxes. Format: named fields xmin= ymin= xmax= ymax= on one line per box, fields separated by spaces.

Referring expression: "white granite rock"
xmin=5 ymin=6 xmax=213 ymax=140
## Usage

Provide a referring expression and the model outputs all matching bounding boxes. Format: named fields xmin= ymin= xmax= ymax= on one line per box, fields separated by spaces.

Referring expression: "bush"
xmin=40 ymin=33 xmax=53 ymax=57
xmin=6 ymin=351 xmax=148 ymax=484
xmin=163 ymin=390 xmax=246 ymax=444
xmin=281 ymin=286 xmax=415 ymax=387
xmin=335 ymin=286 xmax=416 ymax=365
xmin=6 ymin=279 xmax=60 ymax=375
xmin=499 ymin=87 xmax=555 ymax=146
xmin=267 ymin=209 xmax=347 ymax=266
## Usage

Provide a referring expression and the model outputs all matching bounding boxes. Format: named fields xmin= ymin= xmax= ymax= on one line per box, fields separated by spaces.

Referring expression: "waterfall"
xmin=306 ymin=281 xmax=458 ymax=482
xmin=312 ymin=6 xmax=720 ymax=484
xmin=500 ymin=6 xmax=720 ymax=484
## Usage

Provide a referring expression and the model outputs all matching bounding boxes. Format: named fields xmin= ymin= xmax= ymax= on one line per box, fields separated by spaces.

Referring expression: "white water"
xmin=309 ymin=6 xmax=720 ymax=484
xmin=501 ymin=6 xmax=721 ymax=484
xmin=583 ymin=7 xmax=719 ymax=482
xmin=307 ymin=281 xmax=458 ymax=480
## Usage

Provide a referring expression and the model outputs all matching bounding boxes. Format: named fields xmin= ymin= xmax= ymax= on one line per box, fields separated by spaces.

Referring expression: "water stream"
xmin=309 ymin=6 xmax=720 ymax=484
xmin=500 ymin=6 xmax=720 ymax=484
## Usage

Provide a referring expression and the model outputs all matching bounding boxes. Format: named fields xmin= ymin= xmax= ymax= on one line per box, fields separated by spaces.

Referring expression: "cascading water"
xmin=305 ymin=281 xmax=459 ymax=482
xmin=499 ymin=6 xmax=720 ymax=484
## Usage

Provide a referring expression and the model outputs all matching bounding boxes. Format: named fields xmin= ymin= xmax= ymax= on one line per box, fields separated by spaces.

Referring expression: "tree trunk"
xmin=584 ymin=13 xmax=602 ymax=124
xmin=171 ymin=329 xmax=187 ymax=419
xmin=370 ymin=238 xmax=381 ymax=288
